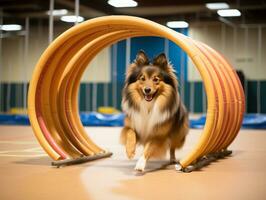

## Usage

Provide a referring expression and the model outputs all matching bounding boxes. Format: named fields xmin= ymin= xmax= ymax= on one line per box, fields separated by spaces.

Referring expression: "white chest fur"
xmin=123 ymin=100 xmax=173 ymax=140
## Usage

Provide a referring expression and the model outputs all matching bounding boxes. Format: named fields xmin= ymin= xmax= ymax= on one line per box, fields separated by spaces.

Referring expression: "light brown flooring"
xmin=0 ymin=125 xmax=266 ymax=200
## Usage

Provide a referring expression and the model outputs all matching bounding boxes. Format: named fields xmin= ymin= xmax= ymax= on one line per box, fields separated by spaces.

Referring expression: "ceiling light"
xmin=206 ymin=2 xmax=229 ymax=10
xmin=47 ymin=9 xmax=68 ymax=16
xmin=60 ymin=15 xmax=84 ymax=23
xmin=166 ymin=21 xmax=189 ymax=28
xmin=217 ymin=9 xmax=241 ymax=17
xmin=0 ymin=24 xmax=22 ymax=31
xmin=107 ymin=0 xmax=138 ymax=8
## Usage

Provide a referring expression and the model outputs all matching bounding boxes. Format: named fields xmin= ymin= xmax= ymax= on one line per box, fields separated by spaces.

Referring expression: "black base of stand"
xmin=51 ymin=152 xmax=113 ymax=167
xmin=176 ymin=149 xmax=232 ymax=173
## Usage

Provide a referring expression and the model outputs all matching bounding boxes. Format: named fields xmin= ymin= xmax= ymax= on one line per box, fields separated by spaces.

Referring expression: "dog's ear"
xmin=135 ymin=50 xmax=149 ymax=66
xmin=153 ymin=53 xmax=168 ymax=70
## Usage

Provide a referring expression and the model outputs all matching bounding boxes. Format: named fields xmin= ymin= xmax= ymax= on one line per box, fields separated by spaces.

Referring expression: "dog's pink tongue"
xmin=145 ymin=94 xmax=153 ymax=101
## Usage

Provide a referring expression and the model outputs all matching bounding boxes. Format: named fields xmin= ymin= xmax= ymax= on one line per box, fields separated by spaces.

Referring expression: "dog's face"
xmin=137 ymin=66 xmax=161 ymax=102
xmin=123 ymin=50 xmax=178 ymax=105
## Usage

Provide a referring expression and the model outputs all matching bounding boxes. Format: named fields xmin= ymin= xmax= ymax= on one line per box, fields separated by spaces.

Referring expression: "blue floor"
xmin=0 ymin=112 xmax=265 ymax=129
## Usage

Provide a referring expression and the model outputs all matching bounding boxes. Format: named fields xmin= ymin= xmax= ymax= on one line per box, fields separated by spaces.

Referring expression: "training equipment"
xmin=28 ymin=16 xmax=245 ymax=170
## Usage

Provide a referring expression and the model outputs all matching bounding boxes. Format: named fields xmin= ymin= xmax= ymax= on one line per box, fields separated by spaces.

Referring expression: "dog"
xmin=120 ymin=50 xmax=189 ymax=172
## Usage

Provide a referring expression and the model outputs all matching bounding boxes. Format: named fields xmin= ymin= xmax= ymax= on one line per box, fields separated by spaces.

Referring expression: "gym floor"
xmin=0 ymin=125 xmax=265 ymax=200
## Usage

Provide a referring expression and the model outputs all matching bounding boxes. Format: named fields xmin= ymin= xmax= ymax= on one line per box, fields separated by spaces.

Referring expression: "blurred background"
xmin=0 ymin=0 xmax=265 ymax=126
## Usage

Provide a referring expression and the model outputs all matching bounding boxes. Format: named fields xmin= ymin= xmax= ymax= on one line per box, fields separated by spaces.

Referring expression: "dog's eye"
xmin=140 ymin=76 xmax=145 ymax=81
xmin=153 ymin=77 xmax=160 ymax=83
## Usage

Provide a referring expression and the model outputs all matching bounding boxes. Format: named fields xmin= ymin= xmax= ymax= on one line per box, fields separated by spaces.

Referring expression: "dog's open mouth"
xmin=144 ymin=91 xmax=157 ymax=102
xmin=144 ymin=94 xmax=153 ymax=102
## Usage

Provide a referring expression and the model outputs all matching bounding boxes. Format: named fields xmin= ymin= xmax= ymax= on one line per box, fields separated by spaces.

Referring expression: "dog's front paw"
xmin=134 ymin=156 xmax=146 ymax=172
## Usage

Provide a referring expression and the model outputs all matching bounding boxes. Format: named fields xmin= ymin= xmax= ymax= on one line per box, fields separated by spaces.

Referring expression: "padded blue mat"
xmin=0 ymin=114 xmax=30 ymax=126
xmin=189 ymin=114 xmax=266 ymax=129
xmin=0 ymin=112 xmax=265 ymax=129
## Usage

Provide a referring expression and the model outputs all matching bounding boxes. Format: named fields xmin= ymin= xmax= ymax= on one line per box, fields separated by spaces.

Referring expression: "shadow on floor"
xmin=14 ymin=156 xmax=52 ymax=166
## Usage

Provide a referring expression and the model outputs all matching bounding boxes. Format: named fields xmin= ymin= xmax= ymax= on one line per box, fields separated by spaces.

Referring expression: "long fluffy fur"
xmin=120 ymin=51 xmax=189 ymax=171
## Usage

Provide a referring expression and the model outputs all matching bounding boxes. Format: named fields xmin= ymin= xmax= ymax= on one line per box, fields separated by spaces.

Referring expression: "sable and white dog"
xmin=120 ymin=50 xmax=189 ymax=172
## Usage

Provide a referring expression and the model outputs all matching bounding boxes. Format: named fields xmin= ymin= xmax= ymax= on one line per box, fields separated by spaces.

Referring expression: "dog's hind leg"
xmin=169 ymin=136 xmax=186 ymax=164
xmin=169 ymin=117 xmax=189 ymax=164
xmin=120 ymin=127 xmax=137 ymax=159
xmin=170 ymin=148 xmax=178 ymax=164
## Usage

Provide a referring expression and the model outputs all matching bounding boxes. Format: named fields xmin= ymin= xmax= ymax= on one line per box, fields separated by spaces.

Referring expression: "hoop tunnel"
xmin=28 ymin=16 xmax=245 ymax=168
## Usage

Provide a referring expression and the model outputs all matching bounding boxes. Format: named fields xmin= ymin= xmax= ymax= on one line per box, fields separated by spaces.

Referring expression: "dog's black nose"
xmin=144 ymin=87 xmax=151 ymax=94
